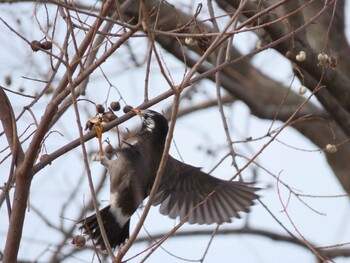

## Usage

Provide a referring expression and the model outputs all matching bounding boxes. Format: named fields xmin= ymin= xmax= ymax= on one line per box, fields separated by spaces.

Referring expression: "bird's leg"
xmin=94 ymin=122 xmax=104 ymax=157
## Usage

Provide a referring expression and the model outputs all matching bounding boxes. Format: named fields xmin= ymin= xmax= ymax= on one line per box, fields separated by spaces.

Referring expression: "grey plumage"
xmin=154 ymin=156 xmax=258 ymax=224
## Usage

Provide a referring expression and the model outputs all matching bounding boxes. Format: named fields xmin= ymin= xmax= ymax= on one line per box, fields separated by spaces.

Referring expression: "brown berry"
xmin=285 ymin=50 xmax=293 ymax=59
xmin=4 ymin=75 xmax=11 ymax=86
xmin=110 ymin=101 xmax=121 ymax=111
xmin=105 ymin=144 xmax=114 ymax=154
xmin=30 ymin=40 xmax=42 ymax=52
xmin=72 ymin=235 xmax=86 ymax=248
xmin=197 ymin=36 xmax=211 ymax=52
xmin=41 ymin=41 xmax=52 ymax=50
xmin=123 ymin=105 xmax=133 ymax=113
xmin=96 ymin=104 xmax=105 ymax=114
xmin=328 ymin=55 xmax=337 ymax=69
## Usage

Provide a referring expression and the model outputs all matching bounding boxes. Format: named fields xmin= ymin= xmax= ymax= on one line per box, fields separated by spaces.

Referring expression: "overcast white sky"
xmin=1 ymin=1 xmax=350 ymax=262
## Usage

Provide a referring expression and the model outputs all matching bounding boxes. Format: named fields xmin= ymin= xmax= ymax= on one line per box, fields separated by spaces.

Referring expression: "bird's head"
xmin=132 ymin=109 xmax=169 ymax=141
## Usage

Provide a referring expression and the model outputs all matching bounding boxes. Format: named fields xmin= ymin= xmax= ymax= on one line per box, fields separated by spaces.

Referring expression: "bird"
xmin=79 ymin=109 xmax=259 ymax=250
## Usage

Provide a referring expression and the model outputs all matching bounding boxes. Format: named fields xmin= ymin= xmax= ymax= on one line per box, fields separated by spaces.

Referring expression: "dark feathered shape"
xmin=80 ymin=206 xmax=130 ymax=250
xmin=154 ymin=156 xmax=258 ymax=224
xmin=79 ymin=109 xmax=259 ymax=250
xmin=79 ymin=110 xmax=168 ymax=249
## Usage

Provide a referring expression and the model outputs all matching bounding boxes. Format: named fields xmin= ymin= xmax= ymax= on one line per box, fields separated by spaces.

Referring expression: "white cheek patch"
xmin=145 ymin=119 xmax=155 ymax=131
xmin=109 ymin=192 xmax=130 ymax=226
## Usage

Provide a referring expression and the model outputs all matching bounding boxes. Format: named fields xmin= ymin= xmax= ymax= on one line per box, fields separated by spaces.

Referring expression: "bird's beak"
xmin=132 ymin=109 xmax=141 ymax=116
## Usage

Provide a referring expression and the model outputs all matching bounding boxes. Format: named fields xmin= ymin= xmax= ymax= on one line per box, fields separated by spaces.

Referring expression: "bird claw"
xmin=93 ymin=123 xmax=104 ymax=157
xmin=100 ymin=156 xmax=111 ymax=168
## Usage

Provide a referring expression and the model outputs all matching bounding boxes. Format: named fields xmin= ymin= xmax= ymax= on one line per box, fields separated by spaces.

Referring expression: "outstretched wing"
xmin=153 ymin=156 xmax=259 ymax=225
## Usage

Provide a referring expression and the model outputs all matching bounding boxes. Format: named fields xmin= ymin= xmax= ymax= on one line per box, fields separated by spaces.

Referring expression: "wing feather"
xmin=153 ymin=156 xmax=259 ymax=225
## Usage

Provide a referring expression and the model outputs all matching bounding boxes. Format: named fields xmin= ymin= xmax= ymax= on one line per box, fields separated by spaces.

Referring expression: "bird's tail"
xmin=79 ymin=205 xmax=130 ymax=250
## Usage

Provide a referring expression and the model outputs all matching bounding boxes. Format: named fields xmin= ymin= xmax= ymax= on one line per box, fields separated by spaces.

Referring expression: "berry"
xmin=30 ymin=40 xmax=42 ymax=52
xmin=96 ymin=104 xmax=105 ymax=114
xmin=123 ymin=105 xmax=133 ymax=113
xmin=105 ymin=144 xmax=114 ymax=154
xmin=110 ymin=101 xmax=121 ymax=111
xmin=41 ymin=41 xmax=53 ymax=50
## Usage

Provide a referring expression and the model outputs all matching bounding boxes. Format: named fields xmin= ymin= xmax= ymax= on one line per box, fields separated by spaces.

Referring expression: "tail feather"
xmin=79 ymin=205 xmax=130 ymax=250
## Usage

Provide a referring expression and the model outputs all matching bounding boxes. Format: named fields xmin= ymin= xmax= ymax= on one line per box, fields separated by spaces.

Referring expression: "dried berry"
xmin=298 ymin=85 xmax=307 ymax=95
xmin=30 ymin=40 xmax=42 ymax=52
xmin=105 ymin=144 xmax=114 ymax=154
xmin=185 ymin=37 xmax=197 ymax=46
xmin=197 ymin=36 xmax=211 ymax=52
xmin=285 ymin=50 xmax=293 ymax=59
xmin=328 ymin=56 xmax=337 ymax=69
xmin=41 ymin=41 xmax=52 ymax=50
xmin=96 ymin=104 xmax=105 ymax=114
xmin=296 ymin=51 xmax=306 ymax=62
xmin=317 ymin=53 xmax=329 ymax=64
xmin=325 ymin=144 xmax=337 ymax=154
xmin=123 ymin=105 xmax=133 ymax=113
xmin=110 ymin=101 xmax=121 ymax=111
xmin=4 ymin=75 xmax=12 ymax=86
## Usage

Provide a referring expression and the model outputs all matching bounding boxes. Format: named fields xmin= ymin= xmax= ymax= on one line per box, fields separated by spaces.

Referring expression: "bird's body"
xmin=79 ymin=109 xmax=259 ymax=250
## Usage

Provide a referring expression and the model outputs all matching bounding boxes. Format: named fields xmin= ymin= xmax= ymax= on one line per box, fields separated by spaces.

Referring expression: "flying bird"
xmin=79 ymin=109 xmax=259 ymax=249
